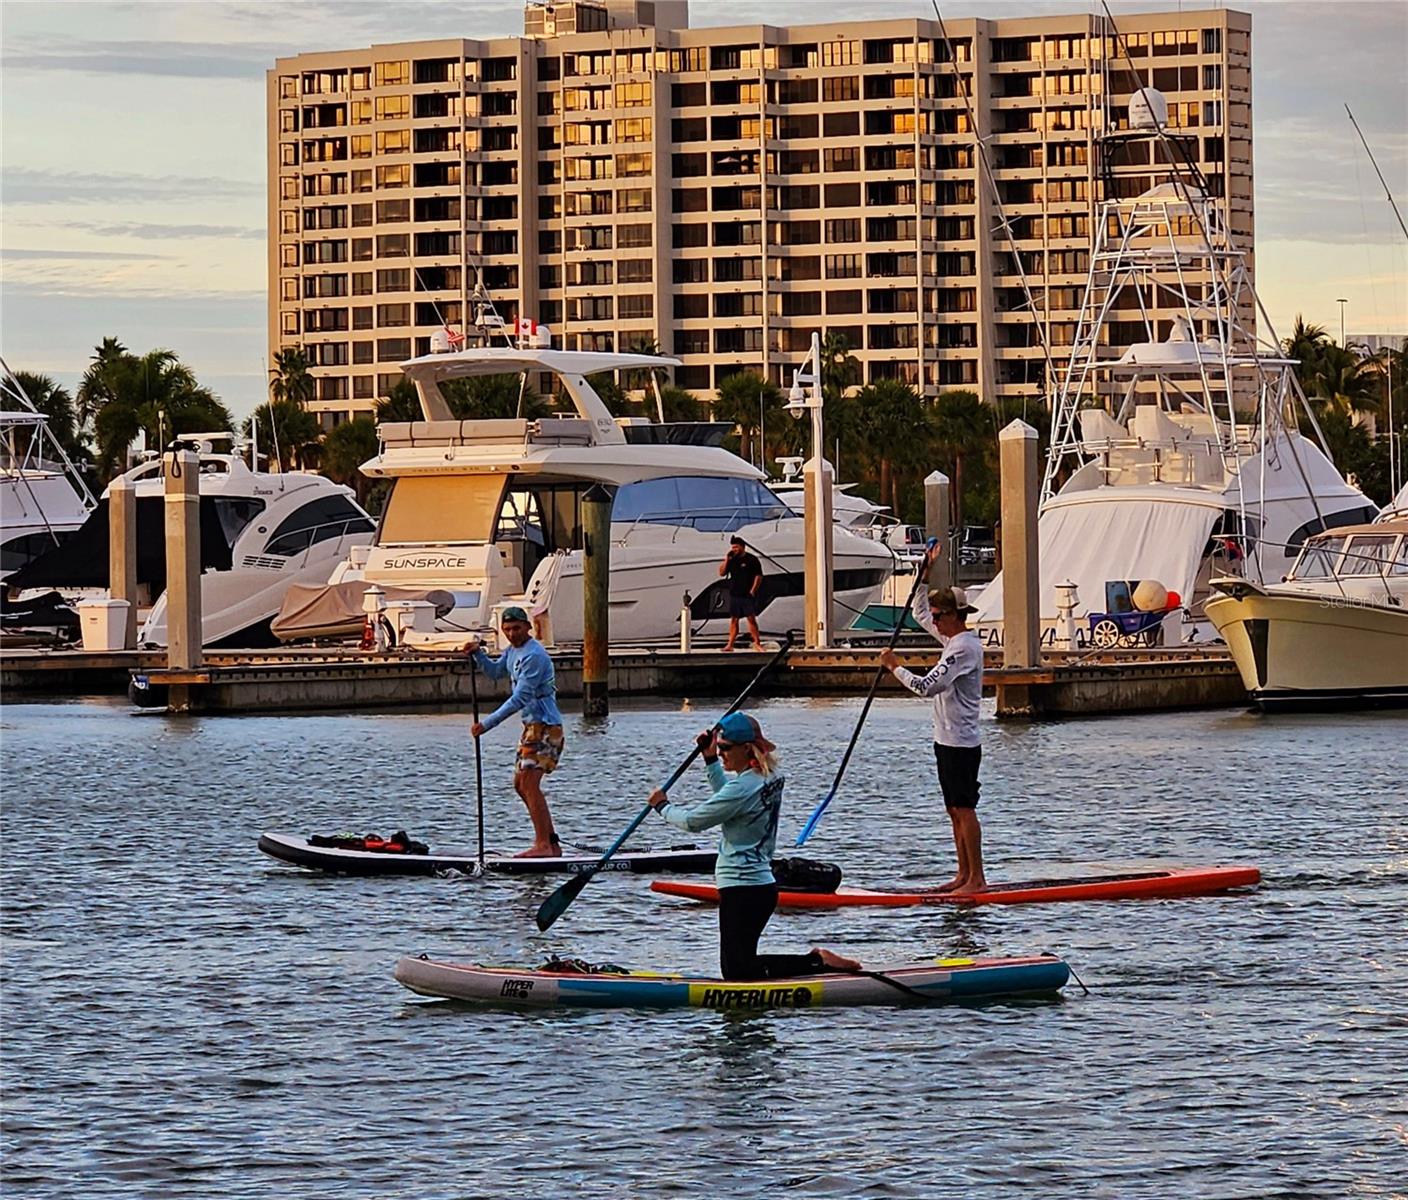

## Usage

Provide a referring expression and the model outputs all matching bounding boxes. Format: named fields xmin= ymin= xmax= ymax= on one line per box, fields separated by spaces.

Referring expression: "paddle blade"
xmin=535 ymin=871 xmax=590 ymax=932
xmin=793 ymin=787 xmax=836 ymax=847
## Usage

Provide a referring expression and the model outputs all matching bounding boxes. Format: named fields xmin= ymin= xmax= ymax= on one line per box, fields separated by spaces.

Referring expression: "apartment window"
xmin=281 ymin=244 xmax=298 ymax=267
xmin=375 ymin=199 xmax=409 ymax=224
xmin=351 ymin=275 xmax=373 ymax=298
xmin=565 ymin=191 xmax=613 ymax=217
xmin=825 ymin=254 xmax=862 ymax=279
xmin=539 ymin=228 xmax=562 ymax=255
xmin=279 ymin=75 xmax=298 ymax=99
xmin=713 ymin=257 xmax=760 ymax=282
xmin=675 ymin=330 xmax=710 ymax=356
xmin=615 ymin=117 xmax=652 ymax=143
xmin=1203 ymin=64 xmax=1222 ymax=89
xmin=776 ymin=185 xmax=819 ymax=210
xmin=824 ymin=182 xmax=860 ymax=208
xmin=281 ymin=279 xmax=299 ymax=301
xmin=823 ymin=146 xmax=858 ymax=172
xmin=567 ymin=225 xmax=613 ymax=251
xmin=350 ymin=237 xmax=372 ymax=262
xmin=617 ymin=188 xmax=651 ymax=213
xmin=280 ymin=312 xmax=299 ymax=336
xmin=776 ymin=78 xmax=817 ymax=105
xmin=280 ymin=178 xmax=300 ymax=201
xmin=374 ymin=95 xmax=409 ymax=120
xmin=377 ymin=269 xmax=410 ymax=292
xmin=820 ymin=40 xmax=859 ymax=67
xmin=615 ymin=82 xmax=652 ymax=107
xmin=481 ymin=57 xmax=516 ymax=82
xmin=714 ymin=220 xmax=761 ymax=247
xmin=674 ymin=260 xmax=708 ymax=284
xmin=618 ymin=224 xmax=652 ymax=248
xmin=377 ymin=338 xmax=411 ymax=361
xmin=825 ymin=218 xmax=861 ymax=243
xmin=349 ymin=135 xmax=370 ymax=159
xmin=567 ymin=261 xmax=613 ymax=286
xmin=483 ymin=128 xmax=516 ymax=152
xmin=616 ymin=152 xmax=652 ymax=177
xmin=539 ymin=264 xmax=562 ymax=289
xmin=618 ymin=259 xmax=652 ymax=284
xmin=569 ymin=297 xmax=613 ymax=322
xmin=670 ymin=47 xmax=707 ymax=72
xmin=672 ymin=224 xmax=707 ymax=249
xmin=376 ymin=130 xmax=410 ymax=156
xmin=1202 ymin=28 xmax=1222 ymax=54
xmin=375 ymin=60 xmax=408 ymax=86
xmin=776 ymin=255 xmax=821 ymax=282
xmin=377 ymin=303 xmax=411 ymax=328
xmin=673 ymin=81 xmax=707 ymax=107
xmin=619 ymin=295 xmax=653 ymax=320
xmin=353 ymin=341 xmax=374 ymax=365
xmin=376 ymin=165 xmax=410 ymax=189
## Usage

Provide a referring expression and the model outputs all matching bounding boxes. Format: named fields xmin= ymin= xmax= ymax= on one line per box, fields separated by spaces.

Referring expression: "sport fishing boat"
xmin=0 ymin=361 xmax=94 ymax=585
xmin=1206 ymin=497 xmax=1408 ymax=707
xmin=974 ymin=90 xmax=1375 ymax=645
xmin=8 ymin=433 xmax=374 ymax=647
xmin=277 ymin=342 xmax=893 ymax=645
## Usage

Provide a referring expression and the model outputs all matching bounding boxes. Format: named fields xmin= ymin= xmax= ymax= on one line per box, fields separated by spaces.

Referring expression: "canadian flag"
xmin=515 ymin=317 xmax=539 ymax=338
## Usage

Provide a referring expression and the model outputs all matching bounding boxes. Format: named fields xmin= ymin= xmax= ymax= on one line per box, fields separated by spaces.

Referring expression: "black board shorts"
xmin=728 ymin=593 xmax=759 ymax=619
xmin=934 ymin=743 xmax=982 ymax=810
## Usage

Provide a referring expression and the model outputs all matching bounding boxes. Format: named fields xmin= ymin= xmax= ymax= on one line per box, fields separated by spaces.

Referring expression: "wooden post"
xmin=999 ymin=419 xmax=1040 ymax=669
xmin=581 ymin=482 xmax=611 ymax=716
xmin=924 ymin=469 xmax=951 ymax=589
xmin=802 ymin=454 xmax=834 ymax=649
xmin=164 ymin=449 xmax=203 ymax=671
xmin=108 ymin=477 xmax=138 ymax=649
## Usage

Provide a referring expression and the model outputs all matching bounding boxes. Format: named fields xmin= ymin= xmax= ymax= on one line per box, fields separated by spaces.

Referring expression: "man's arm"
xmin=472 ymin=645 xmax=509 ymax=682
xmin=749 ymin=559 xmax=762 ymax=596
xmin=910 ymin=581 xmax=940 ymax=639
xmin=891 ymin=644 xmax=972 ymax=699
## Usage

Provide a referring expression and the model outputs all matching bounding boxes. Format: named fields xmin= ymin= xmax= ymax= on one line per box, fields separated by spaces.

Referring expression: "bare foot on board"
xmin=515 ymin=843 xmax=562 ymax=858
xmin=931 ymin=878 xmax=963 ymax=894
xmin=950 ymin=877 xmax=988 ymax=895
xmin=814 ymin=948 xmax=862 ymax=972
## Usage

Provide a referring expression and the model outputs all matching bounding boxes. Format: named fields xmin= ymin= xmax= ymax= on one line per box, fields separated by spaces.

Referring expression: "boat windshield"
xmin=379 ymin=475 xmax=505 ymax=545
xmin=1339 ymin=534 xmax=1398 ymax=577
xmin=1291 ymin=536 xmax=1347 ymax=579
xmin=613 ymin=475 xmax=789 ymax=532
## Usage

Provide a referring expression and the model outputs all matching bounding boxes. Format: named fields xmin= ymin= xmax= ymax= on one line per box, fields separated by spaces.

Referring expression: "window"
xmin=825 ymin=218 xmax=861 ymax=243
xmin=374 ymin=95 xmax=409 ymax=120
xmin=619 ymin=294 xmax=653 ymax=320
xmin=618 ymin=223 xmax=652 ymax=248
xmin=1202 ymin=28 xmax=1222 ymax=54
xmin=674 ymin=259 xmax=708 ymax=284
xmin=381 ymin=476 xmax=504 ymax=546
xmin=618 ymin=259 xmax=652 ymax=284
xmin=375 ymin=60 xmax=408 ymax=86
xmin=1339 ymin=535 xmax=1398 ymax=577
xmin=820 ymin=40 xmax=859 ymax=67
xmin=612 ymin=476 xmax=788 ymax=531
xmin=821 ymin=76 xmax=858 ymax=103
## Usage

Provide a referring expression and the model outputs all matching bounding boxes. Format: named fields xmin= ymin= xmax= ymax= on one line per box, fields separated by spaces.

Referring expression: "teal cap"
xmin=501 ymin=606 xmax=530 ymax=624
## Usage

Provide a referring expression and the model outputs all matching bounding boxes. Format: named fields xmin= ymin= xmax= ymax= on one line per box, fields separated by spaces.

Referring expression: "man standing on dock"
xmin=880 ymin=559 xmax=986 ymax=893
xmin=470 ymin=606 xmax=564 ymax=858
xmin=719 ymin=536 xmax=764 ymax=652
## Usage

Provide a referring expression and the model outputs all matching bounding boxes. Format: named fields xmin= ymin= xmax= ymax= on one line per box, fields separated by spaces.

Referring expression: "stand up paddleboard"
xmin=652 ymin=864 xmax=1261 ymax=909
xmin=393 ymin=953 xmax=1070 ymax=1009
xmin=258 ymin=832 xmax=715 ymax=877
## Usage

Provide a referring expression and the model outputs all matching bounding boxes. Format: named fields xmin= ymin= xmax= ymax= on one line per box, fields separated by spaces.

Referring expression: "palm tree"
xmin=10 ymin=371 xmax=92 ymax=471
xmin=659 ymin=384 xmax=702 ymax=421
xmin=244 ymin=400 xmax=322 ymax=471
xmin=1308 ymin=343 xmax=1382 ymax=420
xmin=269 ymin=346 xmax=315 ymax=407
xmin=929 ymin=389 xmax=988 ymax=535
xmin=1282 ymin=316 xmax=1331 ymax=401
xmin=90 ymin=348 xmax=234 ymax=481
xmin=853 ymin=379 xmax=924 ymax=514
xmin=442 ymin=374 xmax=550 ymax=419
xmin=75 ymin=337 xmax=128 ymax=428
xmin=712 ymin=371 xmax=782 ymax=467
xmin=375 ymin=380 xmax=422 ymax=424
xmin=320 ymin=416 xmax=380 ymax=506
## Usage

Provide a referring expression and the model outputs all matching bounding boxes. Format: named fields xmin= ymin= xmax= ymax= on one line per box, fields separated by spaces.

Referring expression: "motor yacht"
xmin=974 ymin=92 xmax=1375 ymax=646
xmin=8 ymin=433 xmax=374 ymax=647
xmin=279 ymin=343 xmax=893 ymax=645
xmin=1206 ymin=500 xmax=1408 ymax=707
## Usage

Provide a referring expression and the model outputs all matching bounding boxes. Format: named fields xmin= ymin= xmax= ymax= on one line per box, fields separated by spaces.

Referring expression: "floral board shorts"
xmin=517 ymin=722 xmax=565 ymax=775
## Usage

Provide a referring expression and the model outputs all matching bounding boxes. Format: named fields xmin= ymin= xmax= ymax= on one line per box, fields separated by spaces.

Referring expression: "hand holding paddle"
xmin=534 ymin=633 xmax=794 ymax=932
xmin=794 ymin=539 xmax=937 ymax=846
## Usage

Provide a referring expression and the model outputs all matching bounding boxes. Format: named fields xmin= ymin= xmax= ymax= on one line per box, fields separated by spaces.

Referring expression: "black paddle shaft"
xmin=534 ymin=632 xmax=795 ymax=932
xmin=469 ymin=653 xmax=485 ymax=869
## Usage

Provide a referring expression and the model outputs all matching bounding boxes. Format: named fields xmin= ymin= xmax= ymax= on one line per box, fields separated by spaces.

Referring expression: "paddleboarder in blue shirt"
xmin=647 ymin=712 xmax=860 ymax=980
xmin=471 ymin=606 xmax=565 ymax=858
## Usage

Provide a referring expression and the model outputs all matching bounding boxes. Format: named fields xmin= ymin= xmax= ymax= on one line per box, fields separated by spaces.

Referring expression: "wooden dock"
xmin=2 ymin=643 xmax=1246 ymax=717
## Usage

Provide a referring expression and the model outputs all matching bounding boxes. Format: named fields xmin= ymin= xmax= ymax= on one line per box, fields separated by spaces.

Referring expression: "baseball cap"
xmin=929 ymin=586 xmax=977 ymax=616
xmin=501 ymin=605 xmax=530 ymax=624
xmin=716 ymin=711 xmax=776 ymax=754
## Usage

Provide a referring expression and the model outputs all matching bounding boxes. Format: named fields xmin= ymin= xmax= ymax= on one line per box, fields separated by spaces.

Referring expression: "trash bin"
xmin=78 ymin=599 xmax=131 ymax=651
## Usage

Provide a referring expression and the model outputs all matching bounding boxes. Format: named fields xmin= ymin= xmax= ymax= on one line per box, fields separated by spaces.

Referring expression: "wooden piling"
xmin=164 ymin=449 xmax=202 ymax=674
xmin=803 ymin=455 xmax=834 ymax=648
xmin=581 ymin=482 xmax=611 ymax=716
xmin=108 ymin=477 xmax=138 ymax=650
xmin=924 ymin=469 xmax=951 ymax=589
xmin=998 ymin=420 xmax=1040 ymax=671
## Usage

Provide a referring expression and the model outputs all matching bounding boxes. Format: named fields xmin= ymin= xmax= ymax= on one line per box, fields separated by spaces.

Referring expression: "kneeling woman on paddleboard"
xmin=647 ymin=712 xmax=860 ymax=981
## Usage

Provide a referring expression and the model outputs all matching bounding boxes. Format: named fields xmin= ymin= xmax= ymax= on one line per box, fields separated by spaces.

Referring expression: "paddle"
xmin=794 ymin=539 xmax=938 ymax=846
xmin=535 ymin=632 xmax=794 ymax=932
xmin=468 ymin=652 xmax=485 ymax=872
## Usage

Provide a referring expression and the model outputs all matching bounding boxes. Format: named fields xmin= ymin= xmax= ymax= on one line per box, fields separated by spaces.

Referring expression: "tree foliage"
xmin=10 ymin=370 xmax=92 ymax=474
xmin=244 ymin=399 xmax=322 ymax=471
xmin=320 ymin=416 xmax=381 ymax=507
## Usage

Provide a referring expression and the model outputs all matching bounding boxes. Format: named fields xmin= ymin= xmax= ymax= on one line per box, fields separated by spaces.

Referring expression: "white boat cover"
xmin=975 ymin=497 xmax=1223 ymax=622
xmin=270 ymin=581 xmax=455 ymax=641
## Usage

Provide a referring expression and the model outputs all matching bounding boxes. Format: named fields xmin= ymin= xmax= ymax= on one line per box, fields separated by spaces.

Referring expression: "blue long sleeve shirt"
xmin=473 ymin=638 xmax=564 ymax=732
xmin=657 ymin=761 xmax=783 ymax=888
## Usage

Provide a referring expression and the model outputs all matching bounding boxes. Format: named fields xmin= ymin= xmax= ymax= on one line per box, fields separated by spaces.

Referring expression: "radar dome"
xmin=1129 ymin=87 xmax=1169 ymax=131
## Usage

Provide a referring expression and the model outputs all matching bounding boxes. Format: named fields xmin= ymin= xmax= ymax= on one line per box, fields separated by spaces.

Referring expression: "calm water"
xmin=1 ymin=694 xmax=1404 ymax=1199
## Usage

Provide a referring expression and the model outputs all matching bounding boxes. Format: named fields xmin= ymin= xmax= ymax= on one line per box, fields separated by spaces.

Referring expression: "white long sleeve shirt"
xmin=892 ymin=583 xmax=983 ymax=747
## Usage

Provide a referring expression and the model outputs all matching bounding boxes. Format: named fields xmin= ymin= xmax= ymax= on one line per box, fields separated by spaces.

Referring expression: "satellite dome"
xmin=1129 ymin=87 xmax=1169 ymax=131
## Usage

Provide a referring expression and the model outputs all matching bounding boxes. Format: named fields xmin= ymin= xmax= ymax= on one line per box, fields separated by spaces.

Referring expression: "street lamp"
xmin=786 ymin=332 xmax=832 ymax=647
xmin=1336 ymin=297 xmax=1349 ymax=348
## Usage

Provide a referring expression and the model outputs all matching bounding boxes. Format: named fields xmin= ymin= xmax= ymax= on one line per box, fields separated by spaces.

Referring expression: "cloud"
xmin=2 ymin=167 xmax=263 ymax=206
xmin=66 ymin=221 xmax=266 ymax=242
xmin=1 ymin=247 xmax=167 ymax=262
xmin=1 ymin=37 xmax=283 ymax=80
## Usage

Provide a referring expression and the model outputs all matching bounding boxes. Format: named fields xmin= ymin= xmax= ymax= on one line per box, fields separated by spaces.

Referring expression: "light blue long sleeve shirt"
xmin=473 ymin=638 xmax=564 ymax=732
xmin=657 ymin=761 xmax=783 ymax=888
xmin=896 ymin=583 xmax=983 ymax=747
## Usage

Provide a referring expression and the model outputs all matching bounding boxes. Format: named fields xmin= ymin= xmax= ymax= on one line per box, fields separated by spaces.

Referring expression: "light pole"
xmin=1336 ymin=297 xmax=1349 ymax=347
xmin=787 ymin=332 xmax=832 ymax=648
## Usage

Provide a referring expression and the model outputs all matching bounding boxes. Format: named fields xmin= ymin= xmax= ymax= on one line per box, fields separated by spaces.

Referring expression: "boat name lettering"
xmin=500 ymin=979 xmax=535 ymax=998
xmin=383 ymin=554 xmax=468 ymax=570
xmin=699 ymin=986 xmax=813 ymax=1011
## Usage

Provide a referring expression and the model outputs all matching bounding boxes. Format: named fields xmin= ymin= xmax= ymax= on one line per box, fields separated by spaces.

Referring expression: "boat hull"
xmin=257 ymin=831 xmax=715 ymax=876
xmin=1206 ymin=591 xmax=1408 ymax=708
xmin=393 ymin=954 xmax=1070 ymax=1009
xmin=652 ymin=864 xmax=1261 ymax=909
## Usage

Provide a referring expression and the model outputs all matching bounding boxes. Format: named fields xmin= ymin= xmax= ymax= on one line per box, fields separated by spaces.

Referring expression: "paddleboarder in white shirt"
xmin=880 ymin=559 xmax=986 ymax=894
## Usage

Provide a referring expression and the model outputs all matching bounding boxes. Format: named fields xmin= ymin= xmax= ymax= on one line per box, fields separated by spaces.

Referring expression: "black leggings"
xmin=718 ymin=883 xmax=824 ymax=981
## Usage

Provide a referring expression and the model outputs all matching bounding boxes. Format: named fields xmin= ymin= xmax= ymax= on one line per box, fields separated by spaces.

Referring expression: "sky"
xmin=1 ymin=0 xmax=1405 ymax=422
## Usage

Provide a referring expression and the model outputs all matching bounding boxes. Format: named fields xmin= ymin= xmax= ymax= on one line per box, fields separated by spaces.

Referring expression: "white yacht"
xmin=975 ymin=92 xmax=1375 ymax=646
xmin=1206 ymin=505 xmax=1407 ymax=707
xmin=281 ymin=344 xmax=893 ymax=644
xmin=1 ymin=362 xmax=95 ymax=583
xmin=9 ymin=433 xmax=375 ymax=647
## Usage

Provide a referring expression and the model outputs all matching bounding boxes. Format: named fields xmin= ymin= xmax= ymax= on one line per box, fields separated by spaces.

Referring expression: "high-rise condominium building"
xmin=267 ymin=1 xmax=1252 ymax=424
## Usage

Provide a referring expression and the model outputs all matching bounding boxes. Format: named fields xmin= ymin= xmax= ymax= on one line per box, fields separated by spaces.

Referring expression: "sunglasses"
xmin=716 ymin=740 xmax=738 ymax=751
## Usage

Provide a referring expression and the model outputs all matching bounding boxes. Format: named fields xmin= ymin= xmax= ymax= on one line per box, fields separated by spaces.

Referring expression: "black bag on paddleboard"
xmin=309 ymin=831 xmax=429 ymax=855
xmin=771 ymin=857 xmax=843 ymax=893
